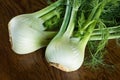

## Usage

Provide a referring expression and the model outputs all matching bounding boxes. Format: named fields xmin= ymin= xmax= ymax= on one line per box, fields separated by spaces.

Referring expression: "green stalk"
xmin=33 ymin=0 xmax=63 ymax=17
xmin=90 ymin=0 xmax=110 ymax=57
xmin=88 ymin=0 xmax=107 ymax=21
xmin=92 ymin=25 xmax=120 ymax=35
xmin=87 ymin=5 xmax=100 ymax=21
xmin=63 ymin=9 xmax=78 ymax=38
xmin=80 ymin=0 xmax=107 ymax=33
xmin=43 ymin=25 xmax=120 ymax=41
xmin=78 ymin=0 xmax=107 ymax=52
xmin=55 ymin=0 xmax=72 ymax=37
xmin=86 ymin=0 xmax=107 ymax=34
xmin=91 ymin=25 xmax=120 ymax=40
xmin=79 ymin=20 xmax=96 ymax=34
xmin=63 ymin=0 xmax=81 ymax=38
xmin=90 ymin=32 xmax=120 ymax=40
xmin=78 ymin=22 xmax=97 ymax=52
xmin=40 ymin=8 xmax=61 ymax=21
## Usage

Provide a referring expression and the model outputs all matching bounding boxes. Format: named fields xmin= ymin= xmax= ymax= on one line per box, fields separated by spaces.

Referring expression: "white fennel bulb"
xmin=45 ymin=37 xmax=84 ymax=72
xmin=8 ymin=0 xmax=62 ymax=54
xmin=8 ymin=14 xmax=55 ymax=54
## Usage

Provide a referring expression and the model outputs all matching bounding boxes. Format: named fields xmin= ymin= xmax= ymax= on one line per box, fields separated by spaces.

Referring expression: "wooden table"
xmin=0 ymin=0 xmax=120 ymax=80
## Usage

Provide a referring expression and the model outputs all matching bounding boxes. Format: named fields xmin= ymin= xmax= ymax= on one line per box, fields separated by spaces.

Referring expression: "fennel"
xmin=8 ymin=0 xmax=120 ymax=72
xmin=8 ymin=0 xmax=63 ymax=54
xmin=45 ymin=0 xmax=112 ymax=72
xmin=45 ymin=0 xmax=80 ymax=72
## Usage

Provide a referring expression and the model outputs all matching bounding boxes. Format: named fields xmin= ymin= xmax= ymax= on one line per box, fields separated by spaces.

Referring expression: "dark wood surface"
xmin=0 ymin=0 xmax=120 ymax=80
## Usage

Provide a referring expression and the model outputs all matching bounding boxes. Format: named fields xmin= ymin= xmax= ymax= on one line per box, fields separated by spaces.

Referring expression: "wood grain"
xmin=0 ymin=0 xmax=120 ymax=80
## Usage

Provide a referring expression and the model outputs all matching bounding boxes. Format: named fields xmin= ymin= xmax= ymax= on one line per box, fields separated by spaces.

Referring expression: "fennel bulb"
xmin=46 ymin=37 xmax=84 ymax=72
xmin=8 ymin=0 xmax=62 ymax=54
xmin=45 ymin=0 xmax=84 ymax=72
xmin=8 ymin=14 xmax=56 ymax=54
xmin=45 ymin=0 xmax=108 ymax=72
